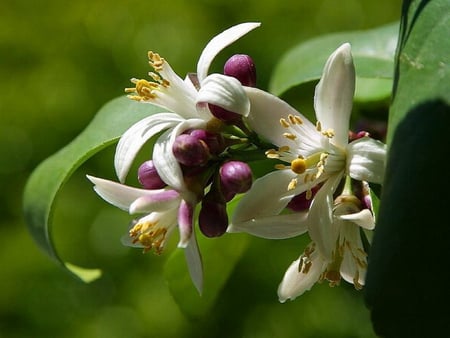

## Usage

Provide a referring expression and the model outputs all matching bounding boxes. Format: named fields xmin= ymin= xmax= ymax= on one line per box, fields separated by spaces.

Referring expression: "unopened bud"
xmin=199 ymin=196 xmax=228 ymax=237
xmin=219 ymin=161 xmax=252 ymax=200
xmin=138 ymin=160 xmax=166 ymax=189
xmin=208 ymin=104 xmax=242 ymax=124
xmin=188 ymin=129 xmax=225 ymax=155
xmin=172 ymin=133 xmax=211 ymax=166
xmin=224 ymin=54 xmax=256 ymax=87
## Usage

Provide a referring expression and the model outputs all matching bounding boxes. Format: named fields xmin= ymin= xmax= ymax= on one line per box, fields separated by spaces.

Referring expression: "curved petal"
xmin=129 ymin=190 xmax=181 ymax=214
xmin=184 ymin=230 xmax=203 ymax=295
xmin=177 ymin=199 xmax=194 ymax=248
xmin=196 ymin=22 xmax=261 ymax=83
xmin=308 ymin=172 xmax=344 ymax=260
xmin=231 ymin=170 xmax=298 ymax=224
xmin=338 ymin=208 xmax=375 ymax=230
xmin=153 ymin=118 xmax=207 ymax=192
xmin=244 ymin=87 xmax=317 ymax=146
xmin=228 ymin=211 xmax=309 ymax=239
xmin=87 ymin=175 xmax=170 ymax=211
xmin=115 ymin=113 xmax=184 ymax=182
xmin=278 ymin=246 xmax=327 ymax=303
xmin=197 ymin=74 xmax=250 ymax=117
xmin=314 ymin=43 xmax=355 ymax=147
xmin=347 ymin=137 xmax=386 ymax=184
xmin=339 ymin=225 xmax=367 ymax=286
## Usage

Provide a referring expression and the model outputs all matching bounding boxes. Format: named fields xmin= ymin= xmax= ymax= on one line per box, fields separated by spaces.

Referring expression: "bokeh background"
xmin=1 ymin=1 xmax=401 ymax=337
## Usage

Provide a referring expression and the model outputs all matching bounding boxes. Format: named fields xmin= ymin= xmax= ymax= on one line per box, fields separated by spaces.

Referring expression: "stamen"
xmin=288 ymin=178 xmax=298 ymax=190
xmin=322 ymin=128 xmax=335 ymax=138
xmin=280 ymin=118 xmax=290 ymax=128
xmin=283 ymin=132 xmax=297 ymax=140
xmin=129 ymin=221 xmax=167 ymax=255
xmin=316 ymin=121 xmax=322 ymax=132
xmin=288 ymin=114 xmax=303 ymax=125
xmin=274 ymin=164 xmax=287 ymax=170
xmin=148 ymin=51 xmax=165 ymax=72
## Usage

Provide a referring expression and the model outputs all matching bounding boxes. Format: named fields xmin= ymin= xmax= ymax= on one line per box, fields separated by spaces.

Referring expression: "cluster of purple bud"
xmin=136 ymin=54 xmax=257 ymax=239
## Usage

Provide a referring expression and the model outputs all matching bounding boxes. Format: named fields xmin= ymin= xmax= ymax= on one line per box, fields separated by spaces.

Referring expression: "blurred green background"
xmin=1 ymin=1 xmax=401 ymax=337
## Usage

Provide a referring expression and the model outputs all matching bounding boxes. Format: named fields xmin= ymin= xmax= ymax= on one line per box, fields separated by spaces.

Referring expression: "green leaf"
xmin=164 ymin=203 xmax=249 ymax=319
xmin=23 ymin=96 xmax=163 ymax=281
xmin=386 ymin=0 xmax=450 ymax=144
xmin=269 ymin=22 xmax=399 ymax=102
xmin=365 ymin=0 xmax=450 ymax=336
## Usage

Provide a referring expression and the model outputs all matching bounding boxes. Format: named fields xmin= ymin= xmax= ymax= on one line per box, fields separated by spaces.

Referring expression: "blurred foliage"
xmin=1 ymin=0 xmax=401 ymax=337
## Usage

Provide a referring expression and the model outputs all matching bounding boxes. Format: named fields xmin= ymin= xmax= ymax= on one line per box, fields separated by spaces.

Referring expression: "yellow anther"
xmin=316 ymin=120 xmax=322 ymax=132
xmin=275 ymin=164 xmax=287 ymax=170
xmin=283 ymin=132 xmax=297 ymax=140
xmin=306 ymin=189 xmax=312 ymax=200
xmin=280 ymin=118 xmax=290 ymax=128
xmin=148 ymin=51 xmax=165 ymax=72
xmin=322 ymin=128 xmax=335 ymax=138
xmin=278 ymin=145 xmax=290 ymax=152
xmin=288 ymin=114 xmax=303 ymax=125
xmin=288 ymin=178 xmax=298 ymax=191
xmin=291 ymin=158 xmax=307 ymax=174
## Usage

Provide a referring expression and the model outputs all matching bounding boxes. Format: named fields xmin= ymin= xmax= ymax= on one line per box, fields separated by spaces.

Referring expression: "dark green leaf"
xmin=365 ymin=1 xmax=450 ymax=336
xmin=23 ymin=96 xmax=163 ymax=282
xmin=269 ymin=22 xmax=399 ymax=102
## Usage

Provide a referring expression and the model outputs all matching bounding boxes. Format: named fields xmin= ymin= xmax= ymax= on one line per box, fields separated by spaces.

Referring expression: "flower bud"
xmin=137 ymin=160 xmax=166 ymax=189
xmin=188 ymin=129 xmax=225 ymax=155
xmin=172 ymin=133 xmax=211 ymax=166
xmin=224 ymin=54 xmax=256 ymax=87
xmin=208 ymin=104 xmax=242 ymax=124
xmin=199 ymin=195 xmax=228 ymax=237
xmin=219 ymin=161 xmax=252 ymax=200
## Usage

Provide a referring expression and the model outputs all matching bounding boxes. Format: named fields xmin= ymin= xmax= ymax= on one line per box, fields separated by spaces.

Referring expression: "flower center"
xmin=129 ymin=220 xmax=167 ymax=255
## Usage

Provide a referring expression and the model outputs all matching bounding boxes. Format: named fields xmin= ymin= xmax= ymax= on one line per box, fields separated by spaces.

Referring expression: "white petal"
xmin=308 ymin=172 xmax=344 ymax=260
xmin=338 ymin=208 xmax=375 ymax=230
xmin=153 ymin=119 xmax=207 ymax=192
xmin=196 ymin=22 xmax=261 ymax=83
xmin=244 ymin=87 xmax=316 ymax=147
xmin=314 ymin=43 xmax=355 ymax=148
xmin=278 ymin=248 xmax=326 ymax=303
xmin=184 ymin=231 xmax=203 ymax=295
xmin=347 ymin=137 xmax=386 ymax=184
xmin=115 ymin=113 xmax=184 ymax=182
xmin=87 ymin=175 xmax=167 ymax=211
xmin=228 ymin=212 xmax=309 ymax=239
xmin=197 ymin=74 xmax=250 ymax=117
xmin=231 ymin=170 xmax=298 ymax=224
xmin=129 ymin=190 xmax=180 ymax=214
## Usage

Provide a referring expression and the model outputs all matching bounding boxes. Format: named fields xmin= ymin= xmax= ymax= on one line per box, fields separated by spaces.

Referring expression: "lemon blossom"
xmin=86 ymin=175 xmax=204 ymax=293
xmin=228 ymin=43 xmax=386 ymax=261
xmin=116 ymin=22 xmax=260 ymax=192
xmin=278 ymin=179 xmax=376 ymax=302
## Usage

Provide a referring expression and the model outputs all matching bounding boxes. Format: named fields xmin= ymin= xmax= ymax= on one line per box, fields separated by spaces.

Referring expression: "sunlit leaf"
xmin=269 ymin=22 xmax=399 ymax=102
xmin=23 ymin=96 xmax=164 ymax=281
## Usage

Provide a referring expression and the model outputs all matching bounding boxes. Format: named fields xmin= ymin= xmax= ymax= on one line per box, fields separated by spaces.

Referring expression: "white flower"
xmin=278 ymin=184 xmax=375 ymax=302
xmin=229 ymin=43 xmax=386 ymax=261
xmin=116 ymin=22 xmax=260 ymax=192
xmin=86 ymin=175 xmax=204 ymax=293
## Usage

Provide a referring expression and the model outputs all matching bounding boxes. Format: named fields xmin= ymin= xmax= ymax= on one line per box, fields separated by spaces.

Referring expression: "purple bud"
xmin=208 ymin=104 xmax=242 ymax=124
xmin=199 ymin=197 xmax=228 ymax=237
xmin=219 ymin=161 xmax=252 ymax=199
xmin=224 ymin=54 xmax=256 ymax=87
xmin=188 ymin=129 xmax=225 ymax=155
xmin=138 ymin=160 xmax=166 ymax=189
xmin=172 ymin=134 xmax=211 ymax=166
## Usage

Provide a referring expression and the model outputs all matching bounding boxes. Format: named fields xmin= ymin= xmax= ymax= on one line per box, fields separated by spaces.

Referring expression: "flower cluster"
xmin=87 ymin=22 xmax=386 ymax=300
